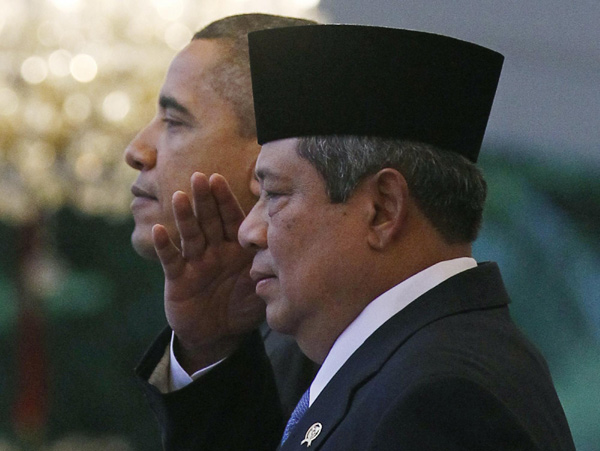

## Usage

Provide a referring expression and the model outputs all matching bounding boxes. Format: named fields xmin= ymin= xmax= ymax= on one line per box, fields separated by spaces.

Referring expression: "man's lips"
xmin=131 ymin=185 xmax=156 ymax=199
xmin=250 ymin=268 xmax=276 ymax=284
xmin=130 ymin=185 xmax=158 ymax=212
xmin=250 ymin=268 xmax=277 ymax=296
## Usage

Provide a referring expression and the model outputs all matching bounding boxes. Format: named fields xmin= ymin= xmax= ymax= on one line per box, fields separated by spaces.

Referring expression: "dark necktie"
xmin=281 ymin=389 xmax=310 ymax=445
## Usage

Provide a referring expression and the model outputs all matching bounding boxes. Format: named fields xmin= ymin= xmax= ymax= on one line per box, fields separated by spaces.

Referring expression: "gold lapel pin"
xmin=301 ymin=422 xmax=322 ymax=447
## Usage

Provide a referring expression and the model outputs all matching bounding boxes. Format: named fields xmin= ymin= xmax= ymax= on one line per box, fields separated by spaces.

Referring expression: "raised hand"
xmin=152 ymin=172 xmax=264 ymax=373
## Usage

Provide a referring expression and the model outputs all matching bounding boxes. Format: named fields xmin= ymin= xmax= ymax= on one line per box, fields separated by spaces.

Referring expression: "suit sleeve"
xmin=368 ymin=377 xmax=540 ymax=451
xmin=135 ymin=328 xmax=284 ymax=451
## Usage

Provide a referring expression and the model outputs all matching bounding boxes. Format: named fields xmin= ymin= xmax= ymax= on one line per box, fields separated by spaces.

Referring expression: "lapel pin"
xmin=300 ymin=422 xmax=322 ymax=447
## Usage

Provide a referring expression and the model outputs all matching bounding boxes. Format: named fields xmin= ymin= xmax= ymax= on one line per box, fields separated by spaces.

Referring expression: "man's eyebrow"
xmin=159 ymin=95 xmax=192 ymax=117
xmin=255 ymin=168 xmax=285 ymax=182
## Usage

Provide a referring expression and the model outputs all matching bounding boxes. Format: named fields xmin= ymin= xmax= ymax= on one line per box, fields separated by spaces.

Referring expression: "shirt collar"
xmin=309 ymin=257 xmax=477 ymax=405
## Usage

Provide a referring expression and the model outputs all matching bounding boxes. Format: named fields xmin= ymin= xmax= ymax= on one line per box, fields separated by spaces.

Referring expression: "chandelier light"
xmin=0 ymin=0 xmax=321 ymax=224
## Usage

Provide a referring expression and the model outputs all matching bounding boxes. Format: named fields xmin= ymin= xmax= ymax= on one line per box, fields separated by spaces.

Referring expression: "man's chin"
xmin=131 ymin=232 xmax=159 ymax=261
xmin=265 ymin=302 xmax=294 ymax=336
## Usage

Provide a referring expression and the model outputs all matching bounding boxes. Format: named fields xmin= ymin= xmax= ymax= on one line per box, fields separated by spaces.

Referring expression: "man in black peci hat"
xmin=150 ymin=24 xmax=575 ymax=450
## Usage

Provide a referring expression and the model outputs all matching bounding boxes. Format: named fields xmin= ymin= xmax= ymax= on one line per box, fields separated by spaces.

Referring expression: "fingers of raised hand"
xmin=152 ymin=224 xmax=185 ymax=279
xmin=209 ymin=174 xmax=246 ymax=242
xmin=172 ymin=189 xmax=207 ymax=260
xmin=191 ymin=172 xmax=225 ymax=247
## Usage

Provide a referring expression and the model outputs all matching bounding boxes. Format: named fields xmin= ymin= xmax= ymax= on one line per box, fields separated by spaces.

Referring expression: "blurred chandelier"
xmin=0 ymin=0 xmax=321 ymax=224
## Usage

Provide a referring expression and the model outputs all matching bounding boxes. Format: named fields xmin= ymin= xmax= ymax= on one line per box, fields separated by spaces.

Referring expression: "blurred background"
xmin=0 ymin=0 xmax=598 ymax=450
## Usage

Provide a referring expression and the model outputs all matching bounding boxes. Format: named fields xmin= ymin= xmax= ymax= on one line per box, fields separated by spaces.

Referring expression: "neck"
xmin=300 ymin=245 xmax=474 ymax=364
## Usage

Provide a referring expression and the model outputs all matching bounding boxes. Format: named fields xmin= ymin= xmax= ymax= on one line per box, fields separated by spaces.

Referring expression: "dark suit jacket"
xmin=136 ymin=325 xmax=317 ymax=450
xmin=136 ymin=262 xmax=575 ymax=450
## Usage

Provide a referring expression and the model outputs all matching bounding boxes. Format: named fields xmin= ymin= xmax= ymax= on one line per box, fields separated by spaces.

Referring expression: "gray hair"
xmin=193 ymin=14 xmax=317 ymax=137
xmin=296 ymin=136 xmax=487 ymax=244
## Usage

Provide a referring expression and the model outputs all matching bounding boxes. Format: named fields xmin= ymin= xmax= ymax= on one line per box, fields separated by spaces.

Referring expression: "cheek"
xmin=269 ymin=217 xmax=306 ymax=271
xmin=153 ymin=170 xmax=188 ymax=231
xmin=269 ymin=217 xmax=338 ymax=291
xmin=157 ymin=141 xmax=207 ymax=196
xmin=279 ymin=214 xmax=366 ymax=298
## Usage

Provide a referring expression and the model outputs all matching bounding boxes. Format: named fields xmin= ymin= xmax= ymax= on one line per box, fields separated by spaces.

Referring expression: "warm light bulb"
xmin=2 ymin=0 xmax=322 ymax=223
xmin=49 ymin=49 xmax=72 ymax=77
xmin=50 ymin=0 xmax=81 ymax=12
xmin=21 ymin=56 xmax=49 ymax=84
xmin=153 ymin=0 xmax=186 ymax=21
xmin=70 ymin=54 xmax=98 ymax=83
xmin=102 ymin=91 xmax=131 ymax=122
xmin=24 ymin=100 xmax=56 ymax=132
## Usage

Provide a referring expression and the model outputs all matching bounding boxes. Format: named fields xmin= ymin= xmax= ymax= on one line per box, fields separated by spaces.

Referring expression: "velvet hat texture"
xmin=248 ymin=25 xmax=504 ymax=162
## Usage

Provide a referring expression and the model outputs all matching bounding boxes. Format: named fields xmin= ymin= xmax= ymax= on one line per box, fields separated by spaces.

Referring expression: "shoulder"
xmin=369 ymin=376 xmax=539 ymax=451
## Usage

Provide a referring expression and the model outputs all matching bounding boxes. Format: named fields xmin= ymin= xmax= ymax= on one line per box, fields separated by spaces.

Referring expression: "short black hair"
xmin=193 ymin=14 xmax=317 ymax=137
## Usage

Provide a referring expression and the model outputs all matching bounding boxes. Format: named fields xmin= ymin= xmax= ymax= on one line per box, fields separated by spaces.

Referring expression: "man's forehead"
xmin=157 ymin=40 xmax=228 ymax=118
xmin=255 ymin=138 xmax=301 ymax=180
xmin=161 ymin=40 xmax=221 ymax=96
xmin=168 ymin=38 xmax=224 ymax=78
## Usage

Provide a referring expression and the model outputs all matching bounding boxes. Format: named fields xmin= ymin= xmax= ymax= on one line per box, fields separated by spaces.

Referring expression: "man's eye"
xmin=163 ymin=118 xmax=183 ymax=128
xmin=265 ymin=191 xmax=282 ymax=199
xmin=264 ymin=191 xmax=287 ymax=217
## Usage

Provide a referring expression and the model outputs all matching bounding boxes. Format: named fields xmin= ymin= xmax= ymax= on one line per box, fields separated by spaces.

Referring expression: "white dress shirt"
xmin=169 ymin=333 xmax=226 ymax=391
xmin=308 ymin=257 xmax=477 ymax=406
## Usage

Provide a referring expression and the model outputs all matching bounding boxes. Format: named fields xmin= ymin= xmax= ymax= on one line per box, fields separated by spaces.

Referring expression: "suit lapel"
xmin=280 ymin=262 xmax=509 ymax=450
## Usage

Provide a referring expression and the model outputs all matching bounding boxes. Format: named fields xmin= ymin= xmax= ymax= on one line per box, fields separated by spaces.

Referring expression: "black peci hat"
xmin=248 ymin=25 xmax=503 ymax=162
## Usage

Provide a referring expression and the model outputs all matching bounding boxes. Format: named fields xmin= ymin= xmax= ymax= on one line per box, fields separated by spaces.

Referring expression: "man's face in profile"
xmin=124 ymin=39 xmax=259 ymax=259
xmin=239 ymin=138 xmax=370 ymax=351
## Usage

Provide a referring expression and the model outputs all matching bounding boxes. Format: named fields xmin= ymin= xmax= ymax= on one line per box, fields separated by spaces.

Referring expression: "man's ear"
xmin=365 ymin=168 xmax=409 ymax=250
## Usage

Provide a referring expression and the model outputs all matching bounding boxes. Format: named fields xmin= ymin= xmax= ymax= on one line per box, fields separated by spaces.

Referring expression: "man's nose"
xmin=124 ymin=121 xmax=158 ymax=171
xmin=238 ymin=202 xmax=268 ymax=250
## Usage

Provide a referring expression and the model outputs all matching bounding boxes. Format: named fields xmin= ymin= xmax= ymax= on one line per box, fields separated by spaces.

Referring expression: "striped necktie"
xmin=281 ymin=389 xmax=310 ymax=445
